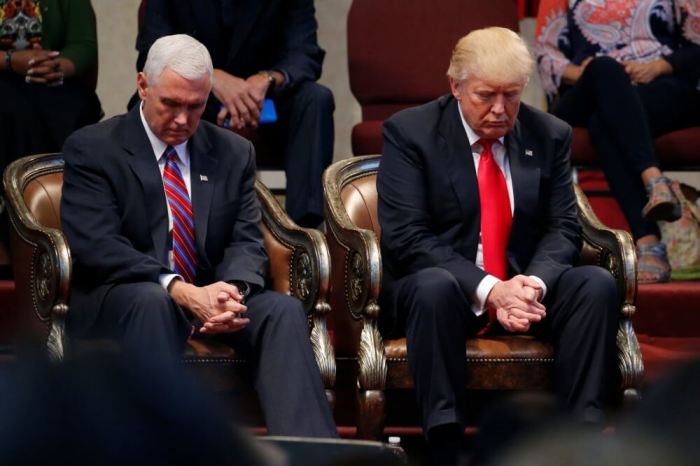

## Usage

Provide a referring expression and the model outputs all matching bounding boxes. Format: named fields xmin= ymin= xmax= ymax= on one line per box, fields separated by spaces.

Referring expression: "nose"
xmin=490 ymin=96 xmax=505 ymax=115
xmin=174 ymin=109 xmax=188 ymax=126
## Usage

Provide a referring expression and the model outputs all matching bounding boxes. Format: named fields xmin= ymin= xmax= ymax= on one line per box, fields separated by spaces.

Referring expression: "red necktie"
xmin=163 ymin=147 xmax=197 ymax=283
xmin=477 ymin=139 xmax=512 ymax=280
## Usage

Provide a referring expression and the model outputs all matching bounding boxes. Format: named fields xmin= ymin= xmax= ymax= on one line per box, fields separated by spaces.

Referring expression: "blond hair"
xmin=447 ymin=27 xmax=533 ymax=85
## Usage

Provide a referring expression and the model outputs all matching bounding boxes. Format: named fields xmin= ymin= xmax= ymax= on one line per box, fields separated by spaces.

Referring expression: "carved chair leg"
xmin=357 ymin=388 xmax=386 ymax=440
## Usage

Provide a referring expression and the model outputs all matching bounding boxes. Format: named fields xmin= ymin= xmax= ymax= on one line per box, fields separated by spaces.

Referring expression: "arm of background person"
xmin=55 ymin=0 xmax=98 ymax=79
xmin=271 ymin=0 xmax=325 ymax=89
xmin=534 ymin=0 xmax=574 ymax=101
xmin=134 ymin=0 xmax=176 ymax=72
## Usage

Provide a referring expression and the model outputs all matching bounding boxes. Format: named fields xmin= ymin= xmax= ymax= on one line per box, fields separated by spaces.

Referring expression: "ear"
xmin=136 ymin=72 xmax=149 ymax=100
xmin=449 ymin=77 xmax=461 ymax=101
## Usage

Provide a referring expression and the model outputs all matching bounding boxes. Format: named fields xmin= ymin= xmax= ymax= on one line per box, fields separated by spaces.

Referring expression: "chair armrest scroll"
xmin=255 ymin=180 xmax=335 ymax=389
xmin=574 ymin=184 xmax=643 ymax=399
xmin=3 ymin=154 xmax=71 ymax=361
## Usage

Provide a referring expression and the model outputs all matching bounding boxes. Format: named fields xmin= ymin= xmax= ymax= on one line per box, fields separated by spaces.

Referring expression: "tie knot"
xmin=164 ymin=146 xmax=178 ymax=163
xmin=478 ymin=139 xmax=497 ymax=157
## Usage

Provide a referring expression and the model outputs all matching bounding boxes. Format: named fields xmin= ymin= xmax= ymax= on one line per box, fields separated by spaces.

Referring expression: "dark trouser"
xmin=90 ymin=282 xmax=336 ymax=437
xmin=553 ymin=56 xmax=700 ymax=240
xmin=379 ymin=265 xmax=618 ymax=433
xmin=0 ymin=73 xmax=101 ymax=179
xmin=203 ymin=81 xmax=335 ymax=227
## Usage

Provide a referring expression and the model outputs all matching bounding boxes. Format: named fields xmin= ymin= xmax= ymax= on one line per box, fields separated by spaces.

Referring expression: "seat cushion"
xmin=383 ymin=335 xmax=554 ymax=390
xmin=571 ymin=126 xmax=700 ymax=169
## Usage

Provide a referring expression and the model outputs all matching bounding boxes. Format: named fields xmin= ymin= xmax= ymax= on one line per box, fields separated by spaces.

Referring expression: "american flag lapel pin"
xmin=200 ymin=174 xmax=208 ymax=182
xmin=525 ymin=149 xmax=533 ymax=157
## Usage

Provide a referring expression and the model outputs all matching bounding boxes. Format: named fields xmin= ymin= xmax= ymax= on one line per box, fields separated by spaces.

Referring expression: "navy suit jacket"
xmin=377 ymin=95 xmax=582 ymax=322
xmin=135 ymin=0 xmax=324 ymax=89
xmin=61 ymin=106 xmax=268 ymax=336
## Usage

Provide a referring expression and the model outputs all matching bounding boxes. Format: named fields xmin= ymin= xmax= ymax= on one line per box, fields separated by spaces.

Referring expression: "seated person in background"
xmin=0 ymin=0 xmax=101 ymax=257
xmin=377 ymin=27 xmax=618 ymax=465
xmin=132 ymin=0 xmax=334 ymax=229
xmin=535 ymin=0 xmax=700 ymax=283
xmin=60 ymin=34 xmax=336 ymax=438
xmin=0 ymin=0 xmax=101 ymax=182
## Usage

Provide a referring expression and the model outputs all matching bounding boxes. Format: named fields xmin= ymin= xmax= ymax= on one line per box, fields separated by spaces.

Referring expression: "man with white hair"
xmin=377 ymin=27 xmax=617 ymax=464
xmin=60 ymin=34 xmax=336 ymax=437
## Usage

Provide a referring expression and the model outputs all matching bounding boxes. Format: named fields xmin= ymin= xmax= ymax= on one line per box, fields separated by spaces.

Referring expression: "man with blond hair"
xmin=377 ymin=27 xmax=617 ymax=464
xmin=61 ymin=34 xmax=336 ymax=437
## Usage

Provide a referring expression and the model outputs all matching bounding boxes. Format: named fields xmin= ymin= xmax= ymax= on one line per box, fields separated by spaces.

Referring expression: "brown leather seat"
xmin=3 ymin=153 xmax=335 ymax=405
xmin=323 ymin=155 xmax=644 ymax=439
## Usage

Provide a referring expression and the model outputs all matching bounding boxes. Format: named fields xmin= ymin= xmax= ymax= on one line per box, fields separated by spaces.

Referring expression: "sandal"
xmin=642 ymin=175 xmax=681 ymax=222
xmin=637 ymin=242 xmax=671 ymax=284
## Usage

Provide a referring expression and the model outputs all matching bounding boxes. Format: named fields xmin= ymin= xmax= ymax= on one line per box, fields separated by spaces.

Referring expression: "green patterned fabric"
xmin=0 ymin=0 xmax=96 ymax=77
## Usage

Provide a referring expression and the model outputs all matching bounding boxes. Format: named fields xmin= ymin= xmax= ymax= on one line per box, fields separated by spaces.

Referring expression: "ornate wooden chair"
xmin=323 ymin=154 xmax=644 ymax=440
xmin=3 ymin=152 xmax=335 ymax=407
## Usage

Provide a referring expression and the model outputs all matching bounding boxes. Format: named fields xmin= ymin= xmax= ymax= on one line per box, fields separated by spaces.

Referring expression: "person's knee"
xmin=294 ymin=82 xmax=335 ymax=112
xmin=571 ymin=266 xmax=618 ymax=319
xmin=264 ymin=293 xmax=307 ymax=327
xmin=586 ymin=56 xmax=626 ymax=79
xmin=130 ymin=282 xmax=171 ymax=306
xmin=409 ymin=267 xmax=463 ymax=307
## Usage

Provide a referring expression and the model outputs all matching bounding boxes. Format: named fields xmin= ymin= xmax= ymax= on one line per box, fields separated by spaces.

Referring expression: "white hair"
xmin=447 ymin=27 xmax=533 ymax=86
xmin=143 ymin=34 xmax=213 ymax=84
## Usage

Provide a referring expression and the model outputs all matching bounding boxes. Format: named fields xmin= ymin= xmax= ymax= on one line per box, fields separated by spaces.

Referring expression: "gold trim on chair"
xmin=574 ymin=184 xmax=644 ymax=402
xmin=4 ymin=153 xmax=70 ymax=362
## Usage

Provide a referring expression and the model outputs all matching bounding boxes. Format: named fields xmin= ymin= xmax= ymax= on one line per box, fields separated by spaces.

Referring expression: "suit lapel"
xmin=122 ymin=108 xmax=170 ymax=265
xmin=439 ymin=98 xmax=480 ymax=223
xmin=506 ymin=117 xmax=540 ymax=272
xmin=189 ymin=127 xmax=216 ymax=270
xmin=226 ymin=0 xmax=264 ymax=68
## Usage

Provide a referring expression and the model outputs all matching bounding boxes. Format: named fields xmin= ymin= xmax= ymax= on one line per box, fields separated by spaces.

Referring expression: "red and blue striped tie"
xmin=163 ymin=146 xmax=197 ymax=283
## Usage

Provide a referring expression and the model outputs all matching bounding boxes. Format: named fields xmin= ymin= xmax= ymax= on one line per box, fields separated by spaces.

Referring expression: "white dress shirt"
xmin=456 ymin=105 xmax=547 ymax=315
xmin=139 ymin=103 xmax=191 ymax=289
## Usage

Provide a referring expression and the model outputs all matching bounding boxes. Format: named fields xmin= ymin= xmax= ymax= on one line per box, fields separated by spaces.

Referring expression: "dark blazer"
xmin=377 ymin=95 xmax=582 ymax=311
xmin=135 ymin=0 xmax=324 ymax=89
xmin=61 ymin=106 xmax=268 ymax=336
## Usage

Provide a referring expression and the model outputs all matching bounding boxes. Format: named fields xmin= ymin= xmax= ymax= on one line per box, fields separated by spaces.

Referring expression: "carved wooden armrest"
xmin=3 ymin=154 xmax=70 ymax=362
xmin=323 ymin=157 xmax=386 ymax=393
xmin=574 ymin=184 xmax=643 ymax=400
xmin=255 ymin=180 xmax=335 ymax=390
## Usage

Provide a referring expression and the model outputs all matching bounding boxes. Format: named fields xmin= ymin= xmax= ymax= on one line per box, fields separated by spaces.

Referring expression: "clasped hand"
xmin=170 ymin=280 xmax=249 ymax=334
xmin=213 ymin=69 xmax=271 ymax=129
xmin=11 ymin=45 xmax=65 ymax=86
xmin=485 ymin=275 xmax=546 ymax=333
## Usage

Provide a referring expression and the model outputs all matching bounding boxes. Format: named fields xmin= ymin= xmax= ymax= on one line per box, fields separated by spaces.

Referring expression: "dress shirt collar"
xmin=139 ymin=102 xmax=190 ymax=166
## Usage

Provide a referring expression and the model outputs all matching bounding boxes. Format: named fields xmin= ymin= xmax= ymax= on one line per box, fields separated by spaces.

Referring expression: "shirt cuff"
xmin=160 ymin=273 xmax=182 ymax=290
xmin=473 ymin=274 xmax=501 ymax=316
xmin=528 ymin=275 xmax=547 ymax=301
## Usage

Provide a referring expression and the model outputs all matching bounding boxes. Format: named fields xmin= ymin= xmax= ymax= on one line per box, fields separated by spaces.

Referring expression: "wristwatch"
xmin=258 ymin=70 xmax=277 ymax=88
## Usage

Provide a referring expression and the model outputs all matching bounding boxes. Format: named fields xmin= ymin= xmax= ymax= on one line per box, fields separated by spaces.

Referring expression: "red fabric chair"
xmin=572 ymin=127 xmax=700 ymax=170
xmin=347 ymin=0 xmax=520 ymax=155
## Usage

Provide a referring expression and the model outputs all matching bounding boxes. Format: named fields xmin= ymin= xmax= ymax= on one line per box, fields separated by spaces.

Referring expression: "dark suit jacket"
xmin=135 ymin=0 xmax=324 ymax=89
xmin=377 ymin=95 xmax=582 ymax=327
xmin=60 ymin=106 xmax=268 ymax=336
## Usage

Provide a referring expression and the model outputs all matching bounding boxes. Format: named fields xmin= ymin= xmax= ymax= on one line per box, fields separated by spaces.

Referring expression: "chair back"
xmin=347 ymin=0 xmax=519 ymax=154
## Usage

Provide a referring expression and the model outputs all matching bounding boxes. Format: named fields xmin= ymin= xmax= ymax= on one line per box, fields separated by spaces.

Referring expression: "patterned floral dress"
xmin=535 ymin=0 xmax=700 ymax=102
